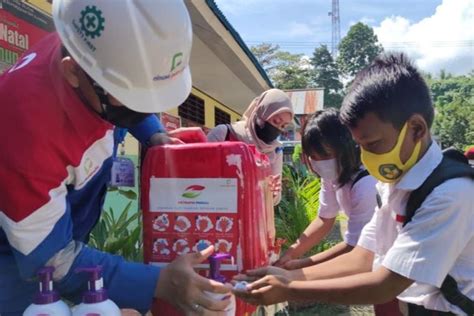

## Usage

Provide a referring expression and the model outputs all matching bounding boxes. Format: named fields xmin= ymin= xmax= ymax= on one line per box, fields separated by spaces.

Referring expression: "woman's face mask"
xmin=309 ymin=158 xmax=339 ymax=182
xmin=254 ymin=120 xmax=282 ymax=144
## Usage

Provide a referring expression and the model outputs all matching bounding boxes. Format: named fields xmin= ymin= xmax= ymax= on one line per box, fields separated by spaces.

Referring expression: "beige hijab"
xmin=231 ymin=89 xmax=294 ymax=154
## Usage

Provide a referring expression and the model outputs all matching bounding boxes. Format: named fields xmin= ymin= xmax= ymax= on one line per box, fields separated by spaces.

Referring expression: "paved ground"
xmin=279 ymin=303 xmax=374 ymax=316
xmin=273 ymin=216 xmax=375 ymax=316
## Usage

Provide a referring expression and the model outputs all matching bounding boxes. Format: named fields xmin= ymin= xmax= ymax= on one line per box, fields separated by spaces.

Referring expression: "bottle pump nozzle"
xmin=208 ymin=253 xmax=231 ymax=283
xmin=34 ymin=266 xmax=60 ymax=304
xmin=75 ymin=266 xmax=108 ymax=303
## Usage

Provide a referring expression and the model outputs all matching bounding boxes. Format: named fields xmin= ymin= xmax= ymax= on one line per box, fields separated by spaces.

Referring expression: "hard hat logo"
xmin=79 ymin=6 xmax=105 ymax=39
xmin=54 ymin=0 xmax=193 ymax=112
xmin=171 ymin=52 xmax=183 ymax=72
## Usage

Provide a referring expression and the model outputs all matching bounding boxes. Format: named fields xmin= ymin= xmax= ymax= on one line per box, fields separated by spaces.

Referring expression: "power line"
xmin=246 ymin=40 xmax=474 ymax=49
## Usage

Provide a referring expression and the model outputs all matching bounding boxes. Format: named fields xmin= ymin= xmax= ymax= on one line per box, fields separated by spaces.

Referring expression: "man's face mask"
xmin=86 ymin=75 xmax=148 ymax=129
xmin=361 ymin=122 xmax=421 ymax=183
xmin=255 ymin=120 xmax=282 ymax=144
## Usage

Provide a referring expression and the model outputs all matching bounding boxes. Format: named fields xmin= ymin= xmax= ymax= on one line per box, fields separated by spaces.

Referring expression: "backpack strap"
xmin=351 ymin=169 xmax=370 ymax=189
xmin=404 ymin=148 xmax=474 ymax=315
xmin=376 ymin=193 xmax=382 ymax=209
xmin=440 ymin=275 xmax=474 ymax=315
xmin=404 ymin=148 xmax=474 ymax=226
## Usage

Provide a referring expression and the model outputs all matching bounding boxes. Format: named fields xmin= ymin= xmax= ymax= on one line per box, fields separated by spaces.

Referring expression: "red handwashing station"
xmin=141 ymin=140 xmax=280 ymax=315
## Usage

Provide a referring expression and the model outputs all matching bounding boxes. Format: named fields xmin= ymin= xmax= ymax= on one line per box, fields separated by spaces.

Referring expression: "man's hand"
xmin=155 ymin=246 xmax=232 ymax=314
xmin=168 ymin=127 xmax=207 ymax=143
xmin=149 ymin=132 xmax=184 ymax=146
xmin=233 ymin=275 xmax=290 ymax=306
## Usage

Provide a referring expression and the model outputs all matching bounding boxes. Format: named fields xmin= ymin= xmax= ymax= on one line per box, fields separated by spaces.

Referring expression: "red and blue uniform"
xmin=0 ymin=33 xmax=162 ymax=314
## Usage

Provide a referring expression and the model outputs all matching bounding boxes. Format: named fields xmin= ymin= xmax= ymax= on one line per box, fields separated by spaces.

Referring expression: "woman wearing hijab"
xmin=207 ymin=89 xmax=294 ymax=205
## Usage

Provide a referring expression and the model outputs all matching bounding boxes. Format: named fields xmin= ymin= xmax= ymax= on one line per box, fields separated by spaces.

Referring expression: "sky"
xmin=214 ymin=0 xmax=474 ymax=76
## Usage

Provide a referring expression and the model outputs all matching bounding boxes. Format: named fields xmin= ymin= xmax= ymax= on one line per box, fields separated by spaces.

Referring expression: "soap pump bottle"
xmin=206 ymin=253 xmax=236 ymax=316
xmin=23 ymin=266 xmax=71 ymax=316
xmin=71 ymin=266 xmax=120 ymax=316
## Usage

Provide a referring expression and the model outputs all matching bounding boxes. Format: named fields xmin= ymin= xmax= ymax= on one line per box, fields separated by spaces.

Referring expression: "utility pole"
xmin=328 ymin=0 xmax=341 ymax=57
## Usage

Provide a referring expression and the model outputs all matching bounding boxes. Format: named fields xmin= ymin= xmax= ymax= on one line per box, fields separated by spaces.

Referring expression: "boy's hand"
xmin=233 ymin=275 xmax=290 ymax=306
xmin=155 ymin=246 xmax=232 ymax=314
xmin=149 ymin=132 xmax=184 ymax=145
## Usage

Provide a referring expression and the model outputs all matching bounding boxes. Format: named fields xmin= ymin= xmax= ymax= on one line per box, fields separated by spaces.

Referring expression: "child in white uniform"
xmin=275 ymin=109 xmax=377 ymax=270
xmin=234 ymin=53 xmax=474 ymax=316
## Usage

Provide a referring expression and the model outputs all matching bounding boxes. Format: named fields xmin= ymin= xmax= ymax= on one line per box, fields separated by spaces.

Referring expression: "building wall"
xmin=122 ymin=86 xmax=242 ymax=156
xmin=192 ymin=87 xmax=242 ymax=127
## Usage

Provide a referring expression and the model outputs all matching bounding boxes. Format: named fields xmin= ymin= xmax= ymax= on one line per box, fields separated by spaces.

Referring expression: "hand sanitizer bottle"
xmin=71 ymin=266 xmax=120 ymax=316
xmin=23 ymin=266 xmax=71 ymax=316
xmin=205 ymin=253 xmax=236 ymax=316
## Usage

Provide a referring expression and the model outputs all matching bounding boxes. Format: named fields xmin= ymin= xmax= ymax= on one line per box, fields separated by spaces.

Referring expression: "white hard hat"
xmin=53 ymin=0 xmax=192 ymax=113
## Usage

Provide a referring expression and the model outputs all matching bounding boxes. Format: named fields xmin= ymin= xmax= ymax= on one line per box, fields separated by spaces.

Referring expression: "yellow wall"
xmin=157 ymin=86 xmax=242 ymax=127
xmin=122 ymin=87 xmax=242 ymax=156
xmin=24 ymin=0 xmax=52 ymax=15
xmin=123 ymin=133 xmax=139 ymax=156
xmin=191 ymin=87 xmax=241 ymax=126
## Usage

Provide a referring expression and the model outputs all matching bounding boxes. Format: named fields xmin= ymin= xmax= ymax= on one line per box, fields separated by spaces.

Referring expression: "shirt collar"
xmin=395 ymin=141 xmax=443 ymax=191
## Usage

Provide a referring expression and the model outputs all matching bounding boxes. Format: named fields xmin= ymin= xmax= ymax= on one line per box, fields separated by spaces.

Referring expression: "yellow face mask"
xmin=361 ymin=123 xmax=421 ymax=183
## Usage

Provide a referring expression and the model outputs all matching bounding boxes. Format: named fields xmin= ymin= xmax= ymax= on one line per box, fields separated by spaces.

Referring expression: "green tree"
xmin=429 ymin=72 xmax=474 ymax=149
xmin=432 ymin=98 xmax=474 ymax=150
xmin=250 ymin=42 xmax=281 ymax=73
xmin=272 ymin=65 xmax=310 ymax=89
xmin=251 ymin=43 xmax=310 ymax=89
xmin=337 ymin=22 xmax=383 ymax=78
xmin=310 ymin=45 xmax=343 ymax=108
xmin=429 ymin=72 xmax=474 ymax=105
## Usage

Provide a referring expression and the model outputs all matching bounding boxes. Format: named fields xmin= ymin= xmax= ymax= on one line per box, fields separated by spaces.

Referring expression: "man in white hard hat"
xmin=0 ymin=0 xmax=231 ymax=314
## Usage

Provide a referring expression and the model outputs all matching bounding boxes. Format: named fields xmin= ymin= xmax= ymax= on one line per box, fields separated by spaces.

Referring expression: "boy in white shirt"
xmin=234 ymin=53 xmax=474 ymax=315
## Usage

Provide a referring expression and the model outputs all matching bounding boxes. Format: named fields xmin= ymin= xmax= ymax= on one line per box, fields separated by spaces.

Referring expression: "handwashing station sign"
xmin=149 ymin=178 xmax=237 ymax=213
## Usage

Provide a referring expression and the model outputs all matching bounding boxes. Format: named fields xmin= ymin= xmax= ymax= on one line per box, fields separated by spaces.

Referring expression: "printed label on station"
xmin=148 ymin=211 xmax=238 ymax=262
xmin=149 ymin=178 xmax=237 ymax=213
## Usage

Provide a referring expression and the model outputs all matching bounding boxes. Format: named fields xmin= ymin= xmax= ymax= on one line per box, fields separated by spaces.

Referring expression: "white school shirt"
xmin=358 ymin=142 xmax=474 ymax=315
xmin=318 ymin=172 xmax=377 ymax=246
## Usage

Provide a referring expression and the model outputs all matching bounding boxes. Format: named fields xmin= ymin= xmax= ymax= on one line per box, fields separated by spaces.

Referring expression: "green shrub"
xmin=276 ymin=165 xmax=340 ymax=255
xmin=88 ymin=188 xmax=143 ymax=262
xmin=277 ymin=166 xmax=317 ymax=247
